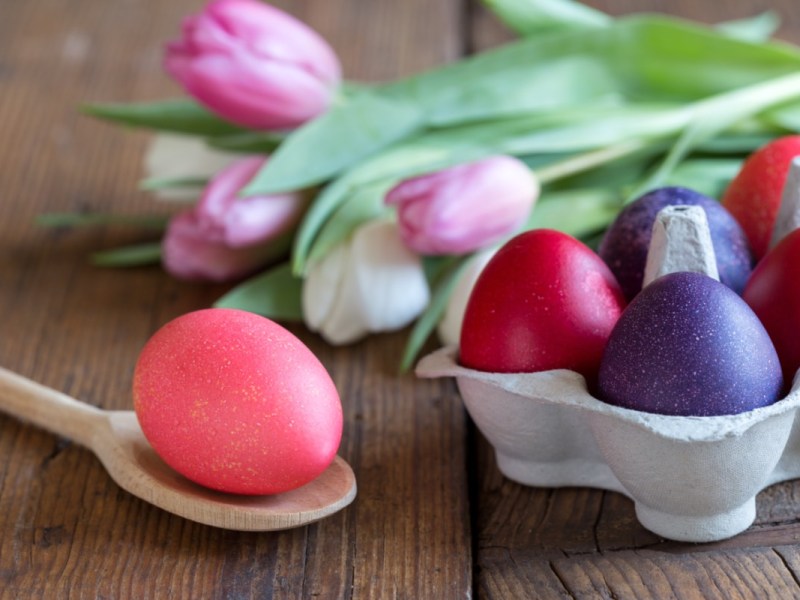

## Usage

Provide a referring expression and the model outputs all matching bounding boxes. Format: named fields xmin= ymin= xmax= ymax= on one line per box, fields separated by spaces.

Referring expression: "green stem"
xmin=91 ymin=243 xmax=162 ymax=267
xmin=139 ymin=176 xmax=208 ymax=192
xmin=633 ymin=70 xmax=800 ymax=197
xmin=37 ymin=213 xmax=169 ymax=229
xmin=533 ymin=138 xmax=655 ymax=184
xmin=534 ymin=70 xmax=800 ymax=188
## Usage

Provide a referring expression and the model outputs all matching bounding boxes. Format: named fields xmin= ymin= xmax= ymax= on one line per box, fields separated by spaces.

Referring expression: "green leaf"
xmin=579 ymin=229 xmax=607 ymax=251
xmin=243 ymin=16 xmax=800 ymax=197
xmin=400 ymin=56 xmax=622 ymax=128
xmin=91 ymin=243 xmax=161 ymax=267
xmin=716 ymin=11 xmax=780 ymax=43
xmin=694 ymin=132 xmax=775 ymax=153
xmin=422 ymin=255 xmax=462 ymax=287
xmin=542 ymin=145 xmax=662 ymax=192
xmin=206 ymin=131 xmax=285 ymax=154
xmin=533 ymin=138 xmax=656 ymax=185
xmin=244 ymin=24 xmax=618 ymax=196
xmin=392 ymin=15 xmax=800 ymax=121
xmin=663 ymin=158 xmax=743 ymax=198
xmin=305 ymin=181 xmax=394 ymax=267
xmin=481 ymin=0 xmax=611 ymax=36
xmin=631 ymin=69 xmax=800 ymax=198
xmin=615 ymin=17 xmax=800 ymax=101
xmin=764 ymin=100 xmax=800 ymax=132
xmin=243 ymin=91 xmax=424 ymax=195
xmin=37 ymin=213 xmax=169 ymax=228
xmin=214 ymin=262 xmax=304 ymax=321
xmin=534 ymin=130 xmax=767 ymax=192
xmin=499 ymin=104 xmax=691 ymax=156
xmin=526 ymin=188 xmax=622 ymax=237
xmin=379 ymin=26 xmax=620 ymax=128
xmin=288 ymin=15 xmax=800 ymax=275
xmin=629 ymin=123 xmax=708 ymax=200
xmin=293 ymin=83 xmax=796 ymax=275
xmin=400 ymin=257 xmax=470 ymax=372
xmin=139 ymin=176 xmax=208 ymax=192
xmin=82 ymin=99 xmax=244 ymax=136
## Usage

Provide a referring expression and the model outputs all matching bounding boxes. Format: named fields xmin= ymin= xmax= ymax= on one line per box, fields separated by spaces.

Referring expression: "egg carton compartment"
xmin=417 ymin=346 xmax=800 ymax=543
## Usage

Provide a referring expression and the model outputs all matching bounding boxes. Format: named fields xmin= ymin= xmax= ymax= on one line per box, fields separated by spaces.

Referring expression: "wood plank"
xmin=468 ymin=0 xmax=800 ymax=597
xmin=0 ymin=0 xmax=470 ymax=596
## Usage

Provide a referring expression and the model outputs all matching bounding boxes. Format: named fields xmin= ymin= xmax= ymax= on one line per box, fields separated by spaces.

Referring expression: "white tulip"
xmin=143 ymin=134 xmax=237 ymax=200
xmin=437 ymin=247 xmax=497 ymax=348
xmin=303 ymin=220 xmax=430 ymax=345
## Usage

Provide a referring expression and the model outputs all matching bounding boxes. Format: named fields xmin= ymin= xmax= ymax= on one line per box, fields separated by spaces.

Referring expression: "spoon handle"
xmin=0 ymin=367 xmax=106 ymax=447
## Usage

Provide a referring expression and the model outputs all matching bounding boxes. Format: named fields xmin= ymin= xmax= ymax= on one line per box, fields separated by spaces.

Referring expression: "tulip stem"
xmin=36 ymin=213 xmax=170 ymax=229
xmin=533 ymin=138 xmax=656 ymax=185
xmin=91 ymin=242 xmax=162 ymax=267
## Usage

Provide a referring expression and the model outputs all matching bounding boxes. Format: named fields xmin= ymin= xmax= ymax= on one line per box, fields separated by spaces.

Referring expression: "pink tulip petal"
xmin=223 ymin=194 xmax=306 ymax=248
xmin=197 ymin=156 xmax=265 ymax=223
xmin=179 ymin=53 xmax=332 ymax=130
xmin=163 ymin=210 xmax=275 ymax=282
xmin=164 ymin=0 xmax=340 ymax=130
xmin=387 ymin=156 xmax=539 ymax=255
xmin=161 ymin=156 xmax=307 ymax=282
xmin=207 ymin=0 xmax=341 ymax=84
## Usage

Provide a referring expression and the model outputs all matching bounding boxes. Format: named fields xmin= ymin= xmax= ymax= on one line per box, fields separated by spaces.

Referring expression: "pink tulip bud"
xmin=385 ymin=156 xmax=539 ymax=255
xmin=165 ymin=0 xmax=341 ymax=130
xmin=162 ymin=157 xmax=307 ymax=282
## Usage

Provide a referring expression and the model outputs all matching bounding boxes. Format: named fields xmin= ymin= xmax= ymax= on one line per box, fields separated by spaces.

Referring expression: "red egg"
xmin=459 ymin=229 xmax=626 ymax=384
xmin=743 ymin=228 xmax=800 ymax=387
xmin=722 ymin=135 xmax=800 ymax=260
xmin=133 ymin=308 xmax=343 ymax=495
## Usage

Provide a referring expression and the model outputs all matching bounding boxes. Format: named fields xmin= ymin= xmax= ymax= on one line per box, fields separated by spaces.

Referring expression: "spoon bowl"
xmin=0 ymin=367 xmax=356 ymax=531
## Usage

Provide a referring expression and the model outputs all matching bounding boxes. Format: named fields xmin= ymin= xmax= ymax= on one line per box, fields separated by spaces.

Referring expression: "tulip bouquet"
xmin=51 ymin=0 xmax=800 ymax=367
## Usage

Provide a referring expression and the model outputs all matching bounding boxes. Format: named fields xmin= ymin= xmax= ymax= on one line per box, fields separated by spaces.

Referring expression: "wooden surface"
xmin=2 ymin=0 xmax=800 ymax=598
xmin=0 ymin=367 xmax=357 ymax=533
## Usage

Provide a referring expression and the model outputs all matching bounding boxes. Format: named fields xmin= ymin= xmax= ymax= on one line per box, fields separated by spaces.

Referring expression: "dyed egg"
xmin=743 ymin=228 xmax=800 ymax=388
xmin=722 ymin=135 xmax=800 ymax=259
xmin=459 ymin=229 xmax=626 ymax=384
xmin=599 ymin=187 xmax=752 ymax=300
xmin=133 ymin=308 xmax=343 ymax=495
xmin=598 ymin=272 xmax=782 ymax=416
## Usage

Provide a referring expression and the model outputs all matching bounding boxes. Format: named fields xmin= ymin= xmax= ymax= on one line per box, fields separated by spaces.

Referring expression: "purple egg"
xmin=599 ymin=187 xmax=753 ymax=301
xmin=598 ymin=272 xmax=782 ymax=416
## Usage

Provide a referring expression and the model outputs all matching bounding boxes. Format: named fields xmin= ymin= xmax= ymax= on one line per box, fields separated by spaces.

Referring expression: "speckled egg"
xmin=599 ymin=187 xmax=753 ymax=301
xmin=459 ymin=229 xmax=626 ymax=385
xmin=133 ymin=308 xmax=343 ymax=495
xmin=598 ymin=272 xmax=782 ymax=416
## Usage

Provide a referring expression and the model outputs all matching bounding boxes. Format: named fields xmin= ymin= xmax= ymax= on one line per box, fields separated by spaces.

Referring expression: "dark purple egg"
xmin=599 ymin=187 xmax=753 ymax=301
xmin=598 ymin=272 xmax=782 ymax=416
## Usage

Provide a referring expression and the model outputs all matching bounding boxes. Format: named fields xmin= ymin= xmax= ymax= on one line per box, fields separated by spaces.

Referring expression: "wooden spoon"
xmin=0 ymin=367 xmax=357 ymax=531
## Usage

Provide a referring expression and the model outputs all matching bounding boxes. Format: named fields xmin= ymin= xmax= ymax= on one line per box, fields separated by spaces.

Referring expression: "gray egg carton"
xmin=417 ymin=346 xmax=800 ymax=542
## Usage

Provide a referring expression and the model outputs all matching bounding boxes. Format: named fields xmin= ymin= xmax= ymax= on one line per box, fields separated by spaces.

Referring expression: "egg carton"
xmin=417 ymin=346 xmax=800 ymax=543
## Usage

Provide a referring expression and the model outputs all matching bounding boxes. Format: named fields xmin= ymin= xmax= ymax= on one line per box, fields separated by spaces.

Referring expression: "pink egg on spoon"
xmin=134 ymin=308 xmax=344 ymax=496
xmin=0 ymin=308 xmax=355 ymax=530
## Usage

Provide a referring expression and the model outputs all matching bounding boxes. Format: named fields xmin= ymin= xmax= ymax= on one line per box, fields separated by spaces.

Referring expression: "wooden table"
xmin=3 ymin=0 xmax=800 ymax=597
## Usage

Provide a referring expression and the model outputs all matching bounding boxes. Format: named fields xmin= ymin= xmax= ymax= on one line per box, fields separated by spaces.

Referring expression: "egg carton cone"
xmin=417 ymin=172 xmax=800 ymax=543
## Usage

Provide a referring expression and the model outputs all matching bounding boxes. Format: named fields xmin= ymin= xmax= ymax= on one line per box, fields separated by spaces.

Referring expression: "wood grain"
xmin=5 ymin=0 xmax=800 ymax=597
xmin=0 ymin=0 xmax=469 ymax=597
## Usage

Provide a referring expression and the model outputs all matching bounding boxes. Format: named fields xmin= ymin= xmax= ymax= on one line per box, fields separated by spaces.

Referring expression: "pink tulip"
xmin=165 ymin=0 xmax=341 ymax=130
xmin=385 ymin=156 xmax=539 ymax=255
xmin=162 ymin=157 xmax=307 ymax=282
